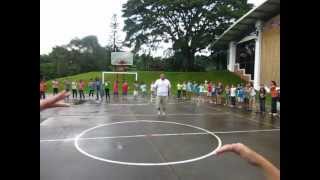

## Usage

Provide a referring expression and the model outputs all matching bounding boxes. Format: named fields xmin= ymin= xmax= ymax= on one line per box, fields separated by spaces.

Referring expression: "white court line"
xmin=55 ymin=112 xmax=228 ymax=117
xmin=40 ymin=128 xmax=280 ymax=142
xmin=108 ymin=101 xmax=192 ymax=106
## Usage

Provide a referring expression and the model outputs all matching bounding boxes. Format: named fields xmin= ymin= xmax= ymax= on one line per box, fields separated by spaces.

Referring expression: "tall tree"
xmin=109 ymin=14 xmax=123 ymax=52
xmin=122 ymin=0 xmax=253 ymax=71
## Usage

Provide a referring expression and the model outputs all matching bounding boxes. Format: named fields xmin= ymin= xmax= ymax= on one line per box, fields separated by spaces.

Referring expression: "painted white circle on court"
xmin=74 ymin=120 xmax=222 ymax=166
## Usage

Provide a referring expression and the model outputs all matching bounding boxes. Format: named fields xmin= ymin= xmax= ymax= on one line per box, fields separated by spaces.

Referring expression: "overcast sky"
xmin=40 ymin=0 xmax=267 ymax=56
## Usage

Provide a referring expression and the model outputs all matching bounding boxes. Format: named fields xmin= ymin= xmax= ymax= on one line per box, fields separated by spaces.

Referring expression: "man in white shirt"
xmin=154 ymin=73 xmax=171 ymax=116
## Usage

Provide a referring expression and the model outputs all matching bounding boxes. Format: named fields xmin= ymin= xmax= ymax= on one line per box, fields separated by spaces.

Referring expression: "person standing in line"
xmin=133 ymin=80 xmax=139 ymax=100
xmin=224 ymin=85 xmax=231 ymax=106
xmin=192 ymin=81 xmax=198 ymax=101
xmin=154 ymin=73 xmax=171 ymax=116
xmin=236 ymin=84 xmax=241 ymax=104
xmin=230 ymin=84 xmax=237 ymax=107
xmin=95 ymin=78 xmax=102 ymax=100
xmin=243 ymin=83 xmax=250 ymax=111
xmin=268 ymin=81 xmax=279 ymax=117
xmin=150 ymin=81 xmax=156 ymax=103
xmin=207 ymin=81 xmax=213 ymax=103
xmin=88 ymin=79 xmax=95 ymax=99
xmin=211 ymin=83 xmax=216 ymax=104
xmin=71 ymin=80 xmax=78 ymax=99
xmin=186 ymin=81 xmax=192 ymax=99
xmin=78 ymin=80 xmax=85 ymax=100
xmin=182 ymin=81 xmax=187 ymax=100
xmin=140 ymin=82 xmax=147 ymax=98
xmin=52 ymin=79 xmax=59 ymax=95
xmin=199 ymin=83 xmax=205 ymax=103
xmin=40 ymin=79 xmax=47 ymax=99
xmin=122 ymin=80 xmax=129 ymax=101
xmin=176 ymin=82 xmax=182 ymax=99
xmin=203 ymin=80 xmax=208 ymax=102
xmin=258 ymin=84 xmax=266 ymax=113
xmin=238 ymin=84 xmax=245 ymax=108
xmin=113 ymin=80 xmax=119 ymax=99
xmin=248 ymin=82 xmax=256 ymax=111
xmin=64 ymin=79 xmax=71 ymax=101
xmin=216 ymin=82 xmax=224 ymax=105
xmin=104 ymin=80 xmax=111 ymax=103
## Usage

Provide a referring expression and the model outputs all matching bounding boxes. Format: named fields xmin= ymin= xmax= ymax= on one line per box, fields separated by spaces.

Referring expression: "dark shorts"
xmin=122 ymin=92 xmax=127 ymax=96
xmin=114 ymin=92 xmax=119 ymax=95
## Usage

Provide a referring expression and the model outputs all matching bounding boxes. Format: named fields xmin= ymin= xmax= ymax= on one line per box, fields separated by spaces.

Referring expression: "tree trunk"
xmin=182 ymin=48 xmax=195 ymax=72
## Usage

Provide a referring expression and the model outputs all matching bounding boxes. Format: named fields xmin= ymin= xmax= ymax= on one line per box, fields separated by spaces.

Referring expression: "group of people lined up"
xmin=40 ymin=78 xmax=150 ymax=102
xmin=175 ymin=80 xmax=280 ymax=116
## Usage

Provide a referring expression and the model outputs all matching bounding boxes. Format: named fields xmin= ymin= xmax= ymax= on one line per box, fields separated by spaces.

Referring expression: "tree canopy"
xmin=122 ymin=0 xmax=253 ymax=71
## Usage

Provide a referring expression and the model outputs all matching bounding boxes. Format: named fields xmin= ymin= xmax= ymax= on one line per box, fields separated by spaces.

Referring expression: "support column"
xmin=254 ymin=20 xmax=263 ymax=90
xmin=228 ymin=41 xmax=236 ymax=72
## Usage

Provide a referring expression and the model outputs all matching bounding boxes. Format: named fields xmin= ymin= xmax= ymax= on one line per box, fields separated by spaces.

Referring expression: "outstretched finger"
xmin=48 ymin=102 xmax=70 ymax=108
xmin=215 ymin=144 xmax=236 ymax=155
xmin=52 ymin=91 xmax=70 ymax=103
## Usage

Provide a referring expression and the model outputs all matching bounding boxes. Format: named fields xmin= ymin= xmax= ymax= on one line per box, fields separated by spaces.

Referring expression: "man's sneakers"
xmin=157 ymin=111 xmax=166 ymax=116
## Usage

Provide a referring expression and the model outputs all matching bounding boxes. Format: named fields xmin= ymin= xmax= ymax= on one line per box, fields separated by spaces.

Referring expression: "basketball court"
xmin=40 ymin=96 xmax=279 ymax=180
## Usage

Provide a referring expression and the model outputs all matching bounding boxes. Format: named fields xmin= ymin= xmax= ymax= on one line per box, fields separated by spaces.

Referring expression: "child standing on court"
xmin=64 ymin=79 xmax=71 ymax=101
xmin=224 ymin=85 xmax=230 ymax=106
xmin=150 ymin=81 xmax=156 ymax=103
xmin=207 ymin=81 xmax=213 ymax=103
xmin=269 ymin=81 xmax=279 ymax=116
xmin=88 ymin=79 xmax=95 ymax=99
xmin=133 ymin=81 xmax=139 ymax=100
xmin=230 ymin=85 xmax=237 ymax=107
xmin=258 ymin=84 xmax=266 ymax=113
xmin=182 ymin=81 xmax=187 ymax=100
xmin=199 ymin=83 xmax=205 ymax=103
xmin=248 ymin=82 xmax=256 ymax=111
xmin=104 ymin=80 xmax=111 ymax=103
xmin=78 ymin=80 xmax=85 ymax=100
xmin=40 ymin=79 xmax=47 ymax=99
xmin=140 ymin=82 xmax=147 ymax=98
xmin=95 ymin=78 xmax=102 ymax=100
xmin=71 ymin=80 xmax=78 ymax=99
xmin=113 ymin=80 xmax=119 ymax=98
xmin=122 ymin=80 xmax=129 ymax=100
xmin=52 ymin=79 xmax=59 ymax=95
xmin=176 ymin=82 xmax=182 ymax=99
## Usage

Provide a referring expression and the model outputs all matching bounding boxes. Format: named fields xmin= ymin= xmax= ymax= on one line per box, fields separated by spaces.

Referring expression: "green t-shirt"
xmin=177 ymin=84 xmax=182 ymax=90
xmin=104 ymin=82 xmax=111 ymax=89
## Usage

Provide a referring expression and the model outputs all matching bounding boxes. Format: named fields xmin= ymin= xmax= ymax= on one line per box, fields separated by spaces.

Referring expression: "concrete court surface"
xmin=40 ymin=96 xmax=280 ymax=180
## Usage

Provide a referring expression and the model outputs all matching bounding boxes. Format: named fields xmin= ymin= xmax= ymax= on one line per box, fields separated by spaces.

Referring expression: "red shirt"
xmin=113 ymin=83 xmax=118 ymax=92
xmin=208 ymin=83 xmax=212 ymax=92
xmin=40 ymin=82 xmax=47 ymax=92
xmin=79 ymin=82 xmax=85 ymax=90
xmin=270 ymin=86 xmax=278 ymax=98
xmin=122 ymin=83 xmax=128 ymax=93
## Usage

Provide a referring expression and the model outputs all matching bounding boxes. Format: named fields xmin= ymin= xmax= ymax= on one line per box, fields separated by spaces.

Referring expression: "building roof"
xmin=211 ymin=0 xmax=280 ymax=48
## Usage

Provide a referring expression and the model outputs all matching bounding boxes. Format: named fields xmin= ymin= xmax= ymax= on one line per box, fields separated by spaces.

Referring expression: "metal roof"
xmin=211 ymin=0 xmax=280 ymax=48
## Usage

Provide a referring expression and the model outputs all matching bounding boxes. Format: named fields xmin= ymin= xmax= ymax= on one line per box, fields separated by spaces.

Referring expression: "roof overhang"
xmin=211 ymin=0 xmax=280 ymax=48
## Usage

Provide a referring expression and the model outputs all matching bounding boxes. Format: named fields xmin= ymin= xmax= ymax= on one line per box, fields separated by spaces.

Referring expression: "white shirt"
xmin=150 ymin=83 xmax=155 ymax=91
xmin=199 ymin=85 xmax=204 ymax=93
xmin=154 ymin=79 xmax=171 ymax=96
xmin=230 ymin=87 xmax=236 ymax=97
xmin=182 ymin=84 xmax=187 ymax=90
xmin=249 ymin=87 xmax=256 ymax=97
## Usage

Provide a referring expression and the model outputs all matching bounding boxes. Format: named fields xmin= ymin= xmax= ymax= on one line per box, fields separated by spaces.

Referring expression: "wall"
xmin=260 ymin=14 xmax=280 ymax=86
